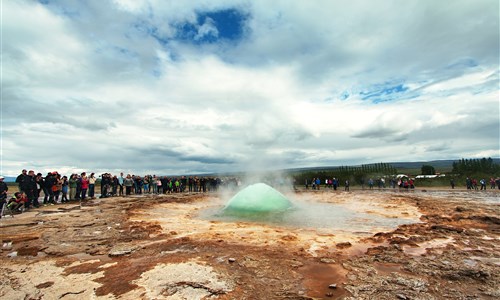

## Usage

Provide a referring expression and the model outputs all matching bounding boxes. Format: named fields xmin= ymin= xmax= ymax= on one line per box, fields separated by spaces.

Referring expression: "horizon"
xmin=2 ymin=1 xmax=499 ymax=177
xmin=2 ymin=157 xmax=499 ymax=179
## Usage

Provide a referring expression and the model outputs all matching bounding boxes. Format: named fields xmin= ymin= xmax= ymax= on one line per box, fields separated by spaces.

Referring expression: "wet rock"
xmin=108 ymin=246 xmax=136 ymax=257
xmin=320 ymin=258 xmax=336 ymax=264
xmin=280 ymin=234 xmax=298 ymax=241
xmin=470 ymin=215 xmax=500 ymax=224
xmin=36 ymin=281 xmax=54 ymax=289
xmin=336 ymin=242 xmax=352 ymax=249
xmin=430 ymin=225 xmax=464 ymax=233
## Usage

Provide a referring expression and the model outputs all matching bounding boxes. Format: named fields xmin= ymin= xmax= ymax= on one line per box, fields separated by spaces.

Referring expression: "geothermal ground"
xmin=0 ymin=188 xmax=499 ymax=299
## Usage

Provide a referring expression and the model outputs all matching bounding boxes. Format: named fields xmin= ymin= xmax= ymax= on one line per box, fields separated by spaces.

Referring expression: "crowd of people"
xmin=304 ymin=177 xmax=415 ymax=191
xmin=1 ymin=168 xmax=499 ymax=216
xmin=459 ymin=177 xmax=500 ymax=190
xmin=0 ymin=169 xmax=231 ymax=214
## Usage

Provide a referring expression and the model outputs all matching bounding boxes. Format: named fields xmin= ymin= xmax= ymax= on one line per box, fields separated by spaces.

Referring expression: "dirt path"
xmin=0 ymin=190 xmax=498 ymax=299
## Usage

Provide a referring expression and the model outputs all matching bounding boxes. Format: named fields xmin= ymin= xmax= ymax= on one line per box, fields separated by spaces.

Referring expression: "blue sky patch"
xmin=360 ymin=82 xmax=410 ymax=103
xmin=175 ymin=8 xmax=248 ymax=44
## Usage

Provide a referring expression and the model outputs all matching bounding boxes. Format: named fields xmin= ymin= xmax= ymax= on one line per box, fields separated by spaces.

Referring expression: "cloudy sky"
xmin=2 ymin=0 xmax=499 ymax=176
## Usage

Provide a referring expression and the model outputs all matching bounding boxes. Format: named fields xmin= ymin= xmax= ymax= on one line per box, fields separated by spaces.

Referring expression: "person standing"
xmin=25 ymin=170 xmax=38 ymax=208
xmin=344 ymin=179 xmax=350 ymax=191
xmin=34 ymin=173 xmax=44 ymax=207
xmin=88 ymin=173 xmax=96 ymax=199
xmin=118 ymin=172 xmax=124 ymax=196
xmin=80 ymin=172 xmax=89 ymax=200
xmin=0 ymin=176 xmax=8 ymax=203
xmin=61 ymin=176 xmax=69 ymax=203
xmin=15 ymin=169 xmax=29 ymax=192
xmin=44 ymin=172 xmax=57 ymax=205
xmin=53 ymin=174 xmax=63 ymax=203
xmin=69 ymin=174 xmax=78 ymax=201
xmin=480 ymin=179 xmax=486 ymax=190
xmin=123 ymin=174 xmax=134 ymax=196
xmin=111 ymin=175 xmax=118 ymax=196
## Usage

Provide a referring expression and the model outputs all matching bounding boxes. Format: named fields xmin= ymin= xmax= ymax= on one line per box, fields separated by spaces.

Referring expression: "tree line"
xmin=452 ymin=157 xmax=499 ymax=175
xmin=291 ymin=163 xmax=398 ymax=185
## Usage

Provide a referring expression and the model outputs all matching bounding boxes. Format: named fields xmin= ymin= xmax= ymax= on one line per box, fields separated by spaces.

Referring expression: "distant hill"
xmin=2 ymin=158 xmax=498 ymax=181
xmin=283 ymin=158 xmax=500 ymax=174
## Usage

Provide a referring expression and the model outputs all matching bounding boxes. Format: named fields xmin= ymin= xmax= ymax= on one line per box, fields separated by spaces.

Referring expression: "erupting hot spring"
xmin=201 ymin=182 xmax=421 ymax=234
xmin=222 ymin=183 xmax=293 ymax=214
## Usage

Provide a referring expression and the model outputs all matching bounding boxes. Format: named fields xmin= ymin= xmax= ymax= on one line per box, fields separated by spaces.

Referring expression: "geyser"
xmin=223 ymin=183 xmax=292 ymax=213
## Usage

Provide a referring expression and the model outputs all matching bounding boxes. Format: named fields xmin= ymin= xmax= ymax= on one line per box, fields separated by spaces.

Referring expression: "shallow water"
xmin=414 ymin=190 xmax=499 ymax=204
xmin=199 ymin=194 xmax=419 ymax=233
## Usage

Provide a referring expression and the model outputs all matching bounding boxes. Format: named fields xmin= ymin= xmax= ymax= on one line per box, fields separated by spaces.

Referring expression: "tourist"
xmin=15 ymin=169 xmax=29 ymax=194
xmin=61 ymin=176 xmax=69 ymax=203
xmin=344 ymin=179 xmax=350 ymax=191
xmin=479 ymin=179 xmax=486 ymax=190
xmin=472 ymin=178 xmax=478 ymax=190
xmin=409 ymin=178 xmax=415 ymax=189
xmin=69 ymin=174 xmax=78 ymax=201
xmin=123 ymin=174 xmax=134 ymax=196
xmin=188 ymin=176 xmax=194 ymax=192
xmin=44 ymin=172 xmax=56 ymax=205
xmin=25 ymin=170 xmax=38 ymax=209
xmin=89 ymin=173 xmax=96 ymax=199
xmin=81 ymin=172 xmax=89 ymax=200
xmin=450 ymin=179 xmax=455 ymax=189
xmin=34 ymin=173 xmax=44 ymax=207
xmin=175 ymin=178 xmax=180 ymax=192
xmin=53 ymin=174 xmax=63 ymax=203
xmin=489 ymin=178 xmax=496 ymax=189
xmin=0 ymin=176 xmax=7 ymax=213
xmin=156 ymin=176 xmax=162 ymax=194
xmin=0 ymin=176 xmax=8 ymax=201
xmin=8 ymin=192 xmax=27 ymax=212
xmin=465 ymin=177 xmax=472 ymax=190
xmin=368 ymin=178 xmax=374 ymax=190
xmin=118 ymin=173 xmax=124 ymax=196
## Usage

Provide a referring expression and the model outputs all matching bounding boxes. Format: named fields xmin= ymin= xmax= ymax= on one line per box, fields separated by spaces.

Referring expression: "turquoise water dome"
xmin=223 ymin=183 xmax=292 ymax=213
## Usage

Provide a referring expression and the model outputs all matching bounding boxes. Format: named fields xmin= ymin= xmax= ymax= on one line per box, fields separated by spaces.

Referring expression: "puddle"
xmin=300 ymin=263 xmax=348 ymax=298
xmin=373 ymin=262 xmax=404 ymax=275
xmin=402 ymin=237 xmax=455 ymax=256
xmin=415 ymin=190 xmax=500 ymax=204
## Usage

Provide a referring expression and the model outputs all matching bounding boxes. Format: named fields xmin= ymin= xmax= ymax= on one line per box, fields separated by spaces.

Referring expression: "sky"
xmin=1 ymin=0 xmax=499 ymax=176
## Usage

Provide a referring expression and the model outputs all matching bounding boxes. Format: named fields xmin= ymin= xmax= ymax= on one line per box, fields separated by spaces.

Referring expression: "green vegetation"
xmin=288 ymin=158 xmax=499 ymax=188
xmin=290 ymin=163 xmax=397 ymax=185
xmin=452 ymin=158 xmax=499 ymax=175
xmin=421 ymin=165 xmax=436 ymax=175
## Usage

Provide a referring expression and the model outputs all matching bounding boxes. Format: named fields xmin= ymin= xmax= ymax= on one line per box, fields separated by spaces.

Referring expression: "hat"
xmin=0 ymin=176 xmax=4 ymax=179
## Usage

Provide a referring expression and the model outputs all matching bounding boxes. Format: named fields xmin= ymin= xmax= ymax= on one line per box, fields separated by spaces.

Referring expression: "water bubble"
xmin=223 ymin=183 xmax=292 ymax=214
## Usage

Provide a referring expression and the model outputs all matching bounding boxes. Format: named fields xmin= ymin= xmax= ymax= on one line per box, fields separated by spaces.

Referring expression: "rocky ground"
xmin=0 ymin=188 xmax=498 ymax=299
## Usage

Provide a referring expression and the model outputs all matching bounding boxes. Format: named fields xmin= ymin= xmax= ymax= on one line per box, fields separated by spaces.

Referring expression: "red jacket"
xmin=81 ymin=178 xmax=89 ymax=189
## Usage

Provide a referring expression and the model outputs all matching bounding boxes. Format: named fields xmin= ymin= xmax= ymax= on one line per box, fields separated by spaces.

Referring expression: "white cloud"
xmin=1 ymin=0 xmax=498 ymax=176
